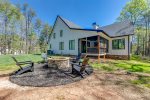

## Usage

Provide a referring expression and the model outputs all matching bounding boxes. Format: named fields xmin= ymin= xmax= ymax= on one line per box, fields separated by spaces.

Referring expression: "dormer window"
xmin=60 ymin=30 xmax=63 ymax=37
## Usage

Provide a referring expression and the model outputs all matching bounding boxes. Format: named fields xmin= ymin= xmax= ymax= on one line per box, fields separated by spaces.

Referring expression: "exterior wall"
xmin=49 ymin=17 xmax=98 ymax=55
xmin=109 ymin=36 xmax=129 ymax=55
xmin=49 ymin=17 xmax=130 ymax=56
xmin=97 ymin=32 xmax=129 ymax=55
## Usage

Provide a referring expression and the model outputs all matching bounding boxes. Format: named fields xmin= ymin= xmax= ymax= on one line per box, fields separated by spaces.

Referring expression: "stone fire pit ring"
xmin=48 ymin=57 xmax=70 ymax=70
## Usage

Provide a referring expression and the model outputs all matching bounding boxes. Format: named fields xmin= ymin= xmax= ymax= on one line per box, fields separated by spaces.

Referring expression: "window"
xmin=59 ymin=42 xmax=64 ymax=50
xmin=112 ymin=38 xmax=125 ymax=49
xmin=69 ymin=40 xmax=75 ymax=50
xmin=53 ymin=33 xmax=56 ymax=39
xmin=60 ymin=30 xmax=63 ymax=37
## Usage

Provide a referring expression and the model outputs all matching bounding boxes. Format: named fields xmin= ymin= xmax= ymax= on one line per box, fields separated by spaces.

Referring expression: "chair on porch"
xmin=70 ymin=55 xmax=90 ymax=78
xmin=11 ymin=56 xmax=34 ymax=75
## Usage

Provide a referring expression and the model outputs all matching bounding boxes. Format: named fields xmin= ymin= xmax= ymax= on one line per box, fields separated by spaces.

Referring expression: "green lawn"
xmin=90 ymin=55 xmax=150 ymax=88
xmin=0 ymin=54 xmax=42 ymax=72
xmin=0 ymin=54 xmax=66 ymax=72
xmin=91 ymin=56 xmax=150 ymax=73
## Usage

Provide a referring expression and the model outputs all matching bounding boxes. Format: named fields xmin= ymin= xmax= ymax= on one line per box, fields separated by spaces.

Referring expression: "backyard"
xmin=0 ymin=54 xmax=150 ymax=100
xmin=0 ymin=54 xmax=150 ymax=88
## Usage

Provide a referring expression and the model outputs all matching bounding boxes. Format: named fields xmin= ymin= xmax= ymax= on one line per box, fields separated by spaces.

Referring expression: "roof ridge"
xmin=58 ymin=16 xmax=81 ymax=29
xmin=100 ymin=20 xmax=132 ymax=29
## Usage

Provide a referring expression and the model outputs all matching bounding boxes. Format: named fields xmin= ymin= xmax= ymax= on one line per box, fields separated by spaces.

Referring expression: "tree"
xmin=39 ymin=23 xmax=52 ymax=52
xmin=0 ymin=1 xmax=47 ymax=54
xmin=117 ymin=0 xmax=149 ymax=56
xmin=34 ymin=18 xmax=42 ymax=37
xmin=0 ymin=0 xmax=21 ymax=54
xmin=117 ymin=0 xmax=148 ymax=24
xmin=22 ymin=4 xmax=36 ymax=54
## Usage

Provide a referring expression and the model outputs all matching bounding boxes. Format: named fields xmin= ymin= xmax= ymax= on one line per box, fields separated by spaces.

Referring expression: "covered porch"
xmin=79 ymin=35 xmax=109 ymax=62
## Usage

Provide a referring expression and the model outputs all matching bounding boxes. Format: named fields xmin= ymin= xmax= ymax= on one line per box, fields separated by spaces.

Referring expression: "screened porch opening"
xmin=79 ymin=35 xmax=109 ymax=55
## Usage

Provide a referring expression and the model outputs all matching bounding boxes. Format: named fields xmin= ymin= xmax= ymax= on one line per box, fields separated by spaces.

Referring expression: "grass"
xmin=131 ymin=76 xmax=150 ymax=88
xmin=0 ymin=54 xmax=67 ymax=72
xmin=91 ymin=56 xmax=150 ymax=73
xmin=0 ymin=54 xmax=43 ymax=71
xmin=90 ymin=55 xmax=150 ymax=88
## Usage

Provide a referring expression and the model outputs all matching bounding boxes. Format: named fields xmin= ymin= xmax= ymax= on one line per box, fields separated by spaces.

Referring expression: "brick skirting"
xmin=106 ymin=55 xmax=129 ymax=60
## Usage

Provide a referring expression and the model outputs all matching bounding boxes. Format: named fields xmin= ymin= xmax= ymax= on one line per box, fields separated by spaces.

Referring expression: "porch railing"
xmin=87 ymin=47 xmax=107 ymax=54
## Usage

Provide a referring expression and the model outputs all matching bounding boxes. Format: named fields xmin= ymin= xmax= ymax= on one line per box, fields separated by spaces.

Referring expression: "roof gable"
xmin=51 ymin=16 xmax=134 ymax=38
xmin=99 ymin=21 xmax=134 ymax=37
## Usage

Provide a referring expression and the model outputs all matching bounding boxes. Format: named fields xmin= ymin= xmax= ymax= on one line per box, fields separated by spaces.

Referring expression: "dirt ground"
xmin=0 ymin=70 xmax=150 ymax=100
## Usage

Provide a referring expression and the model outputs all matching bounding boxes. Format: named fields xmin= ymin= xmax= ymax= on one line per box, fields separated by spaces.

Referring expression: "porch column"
xmin=79 ymin=39 xmax=81 ymax=54
xmin=97 ymin=35 xmax=100 ymax=63
xmin=86 ymin=37 xmax=87 ymax=54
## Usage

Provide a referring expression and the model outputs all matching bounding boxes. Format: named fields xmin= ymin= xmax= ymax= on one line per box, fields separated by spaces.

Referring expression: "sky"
xmin=11 ymin=0 xmax=130 ymax=28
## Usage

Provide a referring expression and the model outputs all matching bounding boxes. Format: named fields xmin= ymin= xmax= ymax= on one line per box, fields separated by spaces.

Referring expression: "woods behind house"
xmin=117 ymin=0 xmax=150 ymax=57
xmin=0 ymin=0 xmax=52 ymax=54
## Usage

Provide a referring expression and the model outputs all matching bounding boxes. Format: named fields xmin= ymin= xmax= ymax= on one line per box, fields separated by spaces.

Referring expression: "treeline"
xmin=117 ymin=0 xmax=150 ymax=57
xmin=0 ymin=0 xmax=52 ymax=55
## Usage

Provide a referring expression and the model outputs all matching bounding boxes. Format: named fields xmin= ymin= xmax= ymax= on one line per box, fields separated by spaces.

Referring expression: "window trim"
xmin=69 ymin=40 xmax=75 ymax=50
xmin=60 ymin=30 xmax=63 ymax=37
xmin=59 ymin=42 xmax=64 ymax=50
xmin=112 ymin=38 xmax=125 ymax=50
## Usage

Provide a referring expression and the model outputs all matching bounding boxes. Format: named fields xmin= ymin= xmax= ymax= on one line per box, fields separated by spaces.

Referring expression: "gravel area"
xmin=0 ymin=70 xmax=150 ymax=100
xmin=9 ymin=63 xmax=93 ymax=87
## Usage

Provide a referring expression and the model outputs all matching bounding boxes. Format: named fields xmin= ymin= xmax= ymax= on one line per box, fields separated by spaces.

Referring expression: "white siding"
xmin=49 ymin=17 xmax=98 ymax=55
xmin=49 ymin=17 xmax=130 ymax=56
xmin=109 ymin=36 xmax=129 ymax=55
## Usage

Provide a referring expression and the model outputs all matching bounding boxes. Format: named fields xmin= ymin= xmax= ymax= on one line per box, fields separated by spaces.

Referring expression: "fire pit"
xmin=48 ymin=57 xmax=70 ymax=70
xmin=9 ymin=63 xmax=93 ymax=87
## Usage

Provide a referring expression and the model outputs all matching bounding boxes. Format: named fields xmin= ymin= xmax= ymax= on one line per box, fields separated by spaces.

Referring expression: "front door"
xmin=81 ymin=41 xmax=86 ymax=53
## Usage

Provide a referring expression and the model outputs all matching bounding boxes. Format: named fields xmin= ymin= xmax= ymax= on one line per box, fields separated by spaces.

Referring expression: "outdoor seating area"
xmin=9 ymin=55 xmax=93 ymax=87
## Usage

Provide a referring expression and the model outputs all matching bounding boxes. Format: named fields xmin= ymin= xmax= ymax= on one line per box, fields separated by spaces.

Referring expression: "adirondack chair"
xmin=72 ymin=53 xmax=81 ymax=63
xmin=11 ymin=56 xmax=34 ymax=75
xmin=71 ymin=56 xmax=90 ymax=78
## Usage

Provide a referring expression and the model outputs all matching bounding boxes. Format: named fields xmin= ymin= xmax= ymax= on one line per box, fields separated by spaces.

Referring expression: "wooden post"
xmin=79 ymin=39 xmax=81 ymax=54
xmin=86 ymin=37 xmax=87 ymax=54
xmin=104 ymin=53 xmax=106 ymax=62
xmin=97 ymin=35 xmax=100 ymax=63
xmin=104 ymin=43 xmax=106 ymax=63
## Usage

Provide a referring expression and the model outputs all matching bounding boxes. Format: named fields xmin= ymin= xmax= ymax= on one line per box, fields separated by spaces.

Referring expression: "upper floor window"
xmin=53 ymin=33 xmax=56 ymax=39
xmin=112 ymin=38 xmax=125 ymax=49
xmin=60 ymin=30 xmax=63 ymax=37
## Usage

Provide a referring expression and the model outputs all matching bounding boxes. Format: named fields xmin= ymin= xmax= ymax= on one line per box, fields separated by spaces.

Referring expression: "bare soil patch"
xmin=0 ymin=70 xmax=150 ymax=100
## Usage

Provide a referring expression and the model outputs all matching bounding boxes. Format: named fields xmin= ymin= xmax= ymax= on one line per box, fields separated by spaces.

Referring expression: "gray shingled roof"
xmin=60 ymin=17 xmax=81 ymax=29
xmin=98 ymin=20 xmax=134 ymax=37
xmin=59 ymin=16 xmax=134 ymax=37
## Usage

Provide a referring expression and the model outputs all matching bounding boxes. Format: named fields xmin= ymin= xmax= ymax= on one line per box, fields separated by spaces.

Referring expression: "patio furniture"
xmin=71 ymin=53 xmax=82 ymax=65
xmin=11 ymin=56 xmax=34 ymax=75
xmin=71 ymin=57 xmax=90 ymax=78
xmin=72 ymin=53 xmax=81 ymax=63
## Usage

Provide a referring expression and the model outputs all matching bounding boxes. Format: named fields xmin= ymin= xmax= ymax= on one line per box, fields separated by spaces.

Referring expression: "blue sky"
xmin=11 ymin=0 xmax=130 ymax=28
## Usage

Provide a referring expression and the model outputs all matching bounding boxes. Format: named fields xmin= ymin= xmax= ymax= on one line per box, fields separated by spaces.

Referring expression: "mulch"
xmin=9 ymin=63 xmax=93 ymax=87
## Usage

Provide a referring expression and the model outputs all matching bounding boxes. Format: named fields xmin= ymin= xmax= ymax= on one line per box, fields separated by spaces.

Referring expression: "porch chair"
xmin=11 ymin=56 xmax=34 ymax=75
xmin=71 ymin=56 xmax=90 ymax=78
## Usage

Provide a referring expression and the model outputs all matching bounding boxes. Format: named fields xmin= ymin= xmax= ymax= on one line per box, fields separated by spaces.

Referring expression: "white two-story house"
xmin=49 ymin=16 xmax=134 ymax=60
